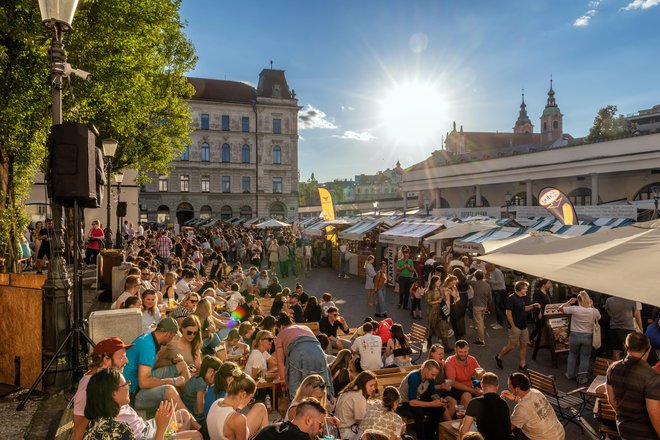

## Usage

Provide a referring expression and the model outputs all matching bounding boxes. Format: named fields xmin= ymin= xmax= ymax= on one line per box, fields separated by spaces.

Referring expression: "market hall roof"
xmin=188 ymin=77 xmax=256 ymax=104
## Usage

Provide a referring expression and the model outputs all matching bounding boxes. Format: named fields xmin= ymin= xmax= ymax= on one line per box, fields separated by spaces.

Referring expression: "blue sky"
xmin=180 ymin=0 xmax=660 ymax=182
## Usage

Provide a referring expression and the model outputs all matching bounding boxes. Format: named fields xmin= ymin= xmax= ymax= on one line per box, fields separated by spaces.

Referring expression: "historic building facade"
xmin=402 ymin=83 xmax=660 ymax=218
xmin=140 ymin=69 xmax=300 ymax=224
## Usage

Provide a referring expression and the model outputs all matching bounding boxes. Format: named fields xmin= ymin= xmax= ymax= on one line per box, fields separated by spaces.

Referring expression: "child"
xmin=182 ymin=355 xmax=221 ymax=425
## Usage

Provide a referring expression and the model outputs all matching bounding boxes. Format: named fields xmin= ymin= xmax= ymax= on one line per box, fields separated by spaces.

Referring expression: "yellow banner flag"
xmin=318 ymin=187 xmax=335 ymax=220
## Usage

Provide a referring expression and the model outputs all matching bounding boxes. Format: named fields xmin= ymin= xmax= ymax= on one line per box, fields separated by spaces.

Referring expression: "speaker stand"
xmin=17 ymin=199 xmax=95 ymax=411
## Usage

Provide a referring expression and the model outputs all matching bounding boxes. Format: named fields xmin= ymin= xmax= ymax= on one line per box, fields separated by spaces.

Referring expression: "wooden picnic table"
xmin=586 ymin=375 xmax=607 ymax=397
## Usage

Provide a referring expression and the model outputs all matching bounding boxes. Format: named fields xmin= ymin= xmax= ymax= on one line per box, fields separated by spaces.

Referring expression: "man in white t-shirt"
xmin=351 ymin=322 xmax=384 ymax=371
xmin=501 ymin=372 xmax=565 ymax=440
xmin=111 ymin=275 xmax=141 ymax=309
xmin=175 ymin=270 xmax=194 ymax=299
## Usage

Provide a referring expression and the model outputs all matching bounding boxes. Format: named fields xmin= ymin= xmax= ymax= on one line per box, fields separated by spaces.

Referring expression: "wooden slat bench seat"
xmin=527 ymin=369 xmax=587 ymax=432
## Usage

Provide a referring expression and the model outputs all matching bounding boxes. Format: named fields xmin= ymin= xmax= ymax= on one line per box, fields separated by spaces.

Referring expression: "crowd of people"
xmin=25 ymin=219 xmax=659 ymax=440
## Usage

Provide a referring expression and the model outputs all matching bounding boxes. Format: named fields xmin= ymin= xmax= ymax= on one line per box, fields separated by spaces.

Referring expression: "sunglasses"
xmin=311 ymin=381 xmax=327 ymax=389
xmin=185 ymin=330 xmax=198 ymax=336
xmin=189 ymin=300 xmax=199 ymax=304
xmin=263 ymin=337 xmax=274 ymax=342
xmin=119 ymin=380 xmax=131 ymax=388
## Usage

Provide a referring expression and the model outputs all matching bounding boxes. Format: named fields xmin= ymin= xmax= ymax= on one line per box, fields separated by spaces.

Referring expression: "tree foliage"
xmin=0 ymin=0 xmax=197 ymax=270
xmin=585 ymin=105 xmax=633 ymax=143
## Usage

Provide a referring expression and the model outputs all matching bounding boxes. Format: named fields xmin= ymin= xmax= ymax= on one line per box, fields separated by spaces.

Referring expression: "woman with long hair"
xmin=83 ymin=368 xmax=136 ymax=439
xmin=425 ymin=275 xmax=452 ymax=350
xmin=286 ymin=374 xmax=339 ymax=426
xmin=329 ymin=349 xmax=352 ymax=398
xmin=194 ymin=297 xmax=223 ymax=356
xmin=207 ymin=370 xmax=268 ymax=440
xmin=363 ymin=255 xmax=377 ymax=308
xmin=154 ymin=315 xmax=203 ymax=376
xmin=334 ymin=371 xmax=378 ymax=440
xmin=358 ymin=386 xmax=408 ymax=440
xmin=204 ymin=361 xmax=238 ymax=419
xmin=559 ymin=290 xmax=602 ymax=380
xmin=385 ymin=324 xmax=412 ymax=367
xmin=140 ymin=289 xmax=161 ymax=333
xmin=450 ymin=268 xmax=468 ymax=341
xmin=161 ymin=271 xmax=177 ymax=303
xmin=244 ymin=330 xmax=277 ymax=379
xmin=303 ymin=296 xmax=322 ymax=323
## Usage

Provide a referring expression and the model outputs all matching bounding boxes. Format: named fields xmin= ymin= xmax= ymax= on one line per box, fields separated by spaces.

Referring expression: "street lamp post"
xmin=505 ymin=191 xmax=513 ymax=218
xmin=102 ymin=138 xmax=118 ymax=248
xmin=37 ymin=0 xmax=78 ymax=390
xmin=115 ymin=173 xmax=124 ymax=249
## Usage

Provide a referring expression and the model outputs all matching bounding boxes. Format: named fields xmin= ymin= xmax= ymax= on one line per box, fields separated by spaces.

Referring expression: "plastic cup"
xmin=475 ymin=367 xmax=485 ymax=380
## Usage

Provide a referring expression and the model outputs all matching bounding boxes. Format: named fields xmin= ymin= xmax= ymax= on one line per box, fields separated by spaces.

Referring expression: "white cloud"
xmin=298 ymin=104 xmax=337 ymax=130
xmin=622 ymin=0 xmax=660 ymax=10
xmin=332 ymin=131 xmax=376 ymax=142
xmin=341 ymin=105 xmax=355 ymax=111
xmin=573 ymin=1 xmax=601 ymax=26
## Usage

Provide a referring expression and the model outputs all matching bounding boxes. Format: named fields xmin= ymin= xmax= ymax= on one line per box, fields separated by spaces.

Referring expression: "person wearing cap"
xmin=124 ymin=317 xmax=189 ymax=411
xmin=71 ymin=337 xmax=133 ymax=440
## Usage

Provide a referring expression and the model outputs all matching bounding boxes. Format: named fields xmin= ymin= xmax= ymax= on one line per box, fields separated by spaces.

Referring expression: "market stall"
xmin=337 ymin=220 xmax=392 ymax=277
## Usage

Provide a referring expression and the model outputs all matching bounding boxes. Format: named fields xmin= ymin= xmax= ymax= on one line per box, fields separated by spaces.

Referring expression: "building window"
xmin=222 ymin=115 xmax=230 ymax=131
xmin=240 ymin=205 xmax=252 ymax=219
xmin=201 ymin=175 xmax=210 ymax=193
xmin=568 ymin=187 xmax=592 ymax=206
xmin=180 ymin=175 xmax=189 ymax=192
xmin=201 ymin=113 xmax=209 ymax=130
xmin=465 ymin=195 xmax=490 ymax=207
xmin=222 ymin=176 xmax=231 ymax=193
xmin=553 ymin=120 xmax=559 ymax=129
xmin=242 ymin=144 xmax=250 ymax=163
xmin=242 ymin=116 xmax=249 ymax=132
xmin=512 ymin=192 xmax=538 ymax=206
xmin=220 ymin=205 xmax=233 ymax=220
xmin=158 ymin=175 xmax=168 ymax=192
xmin=633 ymin=182 xmax=660 ymax=200
xmin=273 ymin=177 xmax=283 ymax=194
xmin=242 ymin=176 xmax=251 ymax=193
xmin=201 ymin=142 xmax=210 ymax=162
xmin=222 ymin=143 xmax=231 ymax=162
xmin=180 ymin=145 xmax=189 ymax=161
xmin=273 ymin=118 xmax=281 ymax=134
xmin=200 ymin=205 xmax=212 ymax=219
xmin=157 ymin=205 xmax=170 ymax=223
xmin=273 ymin=145 xmax=282 ymax=164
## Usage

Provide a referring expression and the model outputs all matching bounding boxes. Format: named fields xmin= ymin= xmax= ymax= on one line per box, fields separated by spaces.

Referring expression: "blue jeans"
xmin=339 ymin=253 xmax=348 ymax=276
xmin=567 ymin=331 xmax=593 ymax=379
xmin=376 ymin=287 xmax=387 ymax=315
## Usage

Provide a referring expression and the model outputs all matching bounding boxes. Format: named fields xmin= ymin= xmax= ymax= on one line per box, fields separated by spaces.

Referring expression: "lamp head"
xmin=38 ymin=0 xmax=79 ymax=30
xmin=115 ymin=173 xmax=124 ymax=184
xmin=102 ymin=138 xmax=118 ymax=158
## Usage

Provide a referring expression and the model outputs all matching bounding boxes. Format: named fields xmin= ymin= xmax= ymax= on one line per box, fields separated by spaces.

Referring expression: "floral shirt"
xmin=83 ymin=417 xmax=136 ymax=440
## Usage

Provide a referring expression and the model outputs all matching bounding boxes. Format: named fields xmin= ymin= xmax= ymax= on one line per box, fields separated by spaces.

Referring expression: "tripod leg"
xmin=17 ymin=331 xmax=72 ymax=411
xmin=78 ymin=329 xmax=96 ymax=347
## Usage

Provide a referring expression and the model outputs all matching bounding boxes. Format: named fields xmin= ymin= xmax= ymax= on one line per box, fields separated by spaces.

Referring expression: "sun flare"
xmin=380 ymin=81 xmax=446 ymax=144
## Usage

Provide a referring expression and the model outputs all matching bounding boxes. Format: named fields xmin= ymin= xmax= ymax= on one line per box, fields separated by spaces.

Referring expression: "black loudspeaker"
xmin=49 ymin=122 xmax=100 ymax=208
xmin=116 ymin=202 xmax=127 ymax=218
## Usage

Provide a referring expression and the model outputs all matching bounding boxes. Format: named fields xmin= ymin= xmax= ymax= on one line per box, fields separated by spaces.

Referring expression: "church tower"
xmin=540 ymin=79 xmax=563 ymax=144
xmin=513 ymin=89 xmax=533 ymax=134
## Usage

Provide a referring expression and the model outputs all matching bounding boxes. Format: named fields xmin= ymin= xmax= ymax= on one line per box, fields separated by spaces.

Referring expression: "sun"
xmin=380 ymin=81 xmax=446 ymax=144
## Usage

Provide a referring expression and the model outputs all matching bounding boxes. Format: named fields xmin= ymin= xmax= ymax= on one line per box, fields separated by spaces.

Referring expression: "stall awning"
xmin=338 ymin=220 xmax=385 ymax=241
xmin=425 ymin=221 xmax=498 ymax=242
xmin=477 ymin=220 xmax=660 ymax=307
xmin=303 ymin=221 xmax=330 ymax=237
xmin=453 ymin=227 xmax=529 ymax=254
xmin=378 ymin=222 xmax=445 ymax=247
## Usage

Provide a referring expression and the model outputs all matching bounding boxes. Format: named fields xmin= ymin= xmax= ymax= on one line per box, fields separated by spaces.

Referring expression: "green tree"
xmin=298 ymin=173 xmax=318 ymax=206
xmin=0 ymin=0 xmax=196 ymax=270
xmin=585 ymin=105 xmax=633 ymax=143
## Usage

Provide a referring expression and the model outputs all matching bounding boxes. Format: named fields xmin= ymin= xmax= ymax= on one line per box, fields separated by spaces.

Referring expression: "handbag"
xmin=592 ymin=313 xmax=602 ymax=350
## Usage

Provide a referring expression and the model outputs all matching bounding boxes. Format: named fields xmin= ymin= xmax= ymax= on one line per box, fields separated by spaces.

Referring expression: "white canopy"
xmin=425 ymin=221 xmax=498 ymax=242
xmin=477 ymin=220 xmax=660 ymax=307
xmin=255 ymin=219 xmax=291 ymax=228
xmin=338 ymin=220 xmax=383 ymax=241
xmin=378 ymin=222 xmax=445 ymax=247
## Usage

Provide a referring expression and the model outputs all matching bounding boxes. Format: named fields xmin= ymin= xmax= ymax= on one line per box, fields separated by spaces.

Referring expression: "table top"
xmin=439 ymin=419 xmax=461 ymax=439
xmin=586 ymin=375 xmax=607 ymax=397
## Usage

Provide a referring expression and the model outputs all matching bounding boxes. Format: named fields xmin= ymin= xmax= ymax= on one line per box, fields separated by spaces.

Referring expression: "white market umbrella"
xmin=255 ymin=219 xmax=291 ymax=228
xmin=477 ymin=220 xmax=660 ymax=306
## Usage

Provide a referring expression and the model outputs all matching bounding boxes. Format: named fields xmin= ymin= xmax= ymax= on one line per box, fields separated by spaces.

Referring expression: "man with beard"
xmin=444 ymin=340 xmax=484 ymax=408
xmin=124 ymin=317 xmax=189 ymax=410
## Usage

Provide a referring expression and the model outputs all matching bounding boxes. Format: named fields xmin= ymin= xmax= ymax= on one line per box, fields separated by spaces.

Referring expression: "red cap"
xmin=93 ymin=337 xmax=134 ymax=356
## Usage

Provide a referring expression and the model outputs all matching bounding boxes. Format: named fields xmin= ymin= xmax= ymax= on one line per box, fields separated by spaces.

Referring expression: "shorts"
xmin=134 ymin=385 xmax=168 ymax=410
xmin=507 ymin=326 xmax=529 ymax=346
xmin=609 ymin=328 xmax=632 ymax=352
xmin=37 ymin=243 xmax=50 ymax=260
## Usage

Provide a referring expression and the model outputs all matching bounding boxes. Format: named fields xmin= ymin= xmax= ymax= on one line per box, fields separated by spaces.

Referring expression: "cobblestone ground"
xmin=6 ymin=265 xmax=597 ymax=439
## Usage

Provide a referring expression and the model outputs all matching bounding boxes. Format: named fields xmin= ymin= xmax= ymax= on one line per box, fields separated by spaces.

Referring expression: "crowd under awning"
xmin=338 ymin=220 xmax=386 ymax=241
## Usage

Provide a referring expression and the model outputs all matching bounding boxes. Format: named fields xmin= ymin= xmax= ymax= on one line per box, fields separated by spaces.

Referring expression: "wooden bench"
xmin=595 ymin=398 xmax=619 ymax=439
xmin=372 ymin=364 xmax=420 ymax=376
xmin=300 ymin=322 xmax=320 ymax=333
xmin=376 ymin=372 xmax=409 ymax=389
xmin=409 ymin=322 xmax=429 ymax=362
xmin=576 ymin=356 xmax=614 ymax=385
xmin=527 ymin=369 xmax=587 ymax=432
